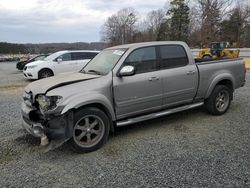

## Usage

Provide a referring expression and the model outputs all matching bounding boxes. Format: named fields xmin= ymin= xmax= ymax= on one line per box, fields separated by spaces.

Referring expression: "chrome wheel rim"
xmin=216 ymin=90 xmax=229 ymax=112
xmin=73 ymin=115 xmax=105 ymax=148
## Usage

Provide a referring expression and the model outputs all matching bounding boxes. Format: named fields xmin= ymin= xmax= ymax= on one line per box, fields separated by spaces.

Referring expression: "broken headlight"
xmin=23 ymin=92 xmax=32 ymax=107
xmin=36 ymin=95 xmax=62 ymax=112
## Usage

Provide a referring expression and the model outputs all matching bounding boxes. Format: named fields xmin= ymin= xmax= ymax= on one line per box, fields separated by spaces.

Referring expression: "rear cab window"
xmin=159 ymin=45 xmax=189 ymax=69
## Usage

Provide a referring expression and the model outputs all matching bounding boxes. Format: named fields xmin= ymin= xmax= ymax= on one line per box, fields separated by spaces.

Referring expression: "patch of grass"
xmin=0 ymin=144 xmax=19 ymax=164
xmin=0 ymin=84 xmax=25 ymax=93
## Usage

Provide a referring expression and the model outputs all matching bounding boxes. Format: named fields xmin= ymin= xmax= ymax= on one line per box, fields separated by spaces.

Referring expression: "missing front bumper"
xmin=21 ymin=102 xmax=74 ymax=151
xmin=22 ymin=119 xmax=49 ymax=146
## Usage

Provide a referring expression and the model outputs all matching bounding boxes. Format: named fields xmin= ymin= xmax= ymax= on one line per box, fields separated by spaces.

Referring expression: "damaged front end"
xmin=21 ymin=91 xmax=74 ymax=151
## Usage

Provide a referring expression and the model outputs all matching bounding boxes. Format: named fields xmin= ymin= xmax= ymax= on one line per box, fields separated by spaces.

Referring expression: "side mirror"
xmin=57 ymin=58 xmax=62 ymax=63
xmin=119 ymin=65 xmax=135 ymax=77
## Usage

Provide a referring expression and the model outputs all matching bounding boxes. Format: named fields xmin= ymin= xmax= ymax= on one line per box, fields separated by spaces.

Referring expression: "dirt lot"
xmin=0 ymin=62 xmax=250 ymax=187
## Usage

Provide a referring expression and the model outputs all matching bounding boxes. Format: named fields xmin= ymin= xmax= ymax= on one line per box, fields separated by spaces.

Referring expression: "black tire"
xmin=69 ymin=107 xmax=110 ymax=153
xmin=205 ymin=85 xmax=232 ymax=115
xmin=38 ymin=69 xmax=53 ymax=79
xmin=202 ymin=55 xmax=212 ymax=60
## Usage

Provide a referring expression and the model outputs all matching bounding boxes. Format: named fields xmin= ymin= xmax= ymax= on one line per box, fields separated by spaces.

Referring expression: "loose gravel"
xmin=0 ymin=62 xmax=249 ymax=187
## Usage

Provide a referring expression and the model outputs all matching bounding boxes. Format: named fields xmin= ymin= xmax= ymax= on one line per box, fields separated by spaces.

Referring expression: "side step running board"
xmin=116 ymin=102 xmax=204 ymax=127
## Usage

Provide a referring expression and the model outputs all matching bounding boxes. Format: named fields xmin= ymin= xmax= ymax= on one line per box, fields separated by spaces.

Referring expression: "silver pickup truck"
xmin=21 ymin=41 xmax=246 ymax=153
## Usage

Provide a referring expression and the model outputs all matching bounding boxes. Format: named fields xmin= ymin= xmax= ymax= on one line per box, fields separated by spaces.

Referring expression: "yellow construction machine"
xmin=197 ymin=42 xmax=240 ymax=60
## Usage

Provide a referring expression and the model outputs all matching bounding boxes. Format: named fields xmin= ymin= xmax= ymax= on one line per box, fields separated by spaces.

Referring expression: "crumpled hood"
xmin=24 ymin=72 xmax=100 ymax=96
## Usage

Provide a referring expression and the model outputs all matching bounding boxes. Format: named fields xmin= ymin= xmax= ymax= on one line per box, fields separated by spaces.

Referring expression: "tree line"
xmin=0 ymin=42 xmax=27 ymax=54
xmin=0 ymin=42 xmax=106 ymax=54
xmin=101 ymin=0 xmax=250 ymax=48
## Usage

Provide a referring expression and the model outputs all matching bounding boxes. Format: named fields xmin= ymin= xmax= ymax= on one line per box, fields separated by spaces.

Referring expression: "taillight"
xmin=245 ymin=66 xmax=246 ymax=74
xmin=244 ymin=61 xmax=246 ymax=78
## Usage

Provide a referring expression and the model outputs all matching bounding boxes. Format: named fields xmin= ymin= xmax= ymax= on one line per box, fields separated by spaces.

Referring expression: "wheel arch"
xmin=205 ymin=75 xmax=235 ymax=99
xmin=61 ymin=95 xmax=116 ymax=133
xmin=75 ymin=103 xmax=115 ymax=133
xmin=38 ymin=68 xmax=54 ymax=77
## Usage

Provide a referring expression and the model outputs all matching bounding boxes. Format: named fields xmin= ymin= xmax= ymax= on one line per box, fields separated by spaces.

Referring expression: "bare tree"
xmin=195 ymin=0 xmax=233 ymax=47
xmin=234 ymin=0 xmax=250 ymax=46
xmin=101 ymin=7 xmax=139 ymax=46
xmin=143 ymin=9 xmax=165 ymax=41
xmin=100 ymin=0 xmax=250 ymax=47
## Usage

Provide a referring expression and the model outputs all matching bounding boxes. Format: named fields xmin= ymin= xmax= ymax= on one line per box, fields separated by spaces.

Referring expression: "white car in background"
xmin=23 ymin=50 xmax=99 ymax=79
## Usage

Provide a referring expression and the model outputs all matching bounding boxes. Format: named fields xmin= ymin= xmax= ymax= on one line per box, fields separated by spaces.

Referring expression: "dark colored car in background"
xmin=0 ymin=56 xmax=19 ymax=62
xmin=16 ymin=54 xmax=49 ymax=70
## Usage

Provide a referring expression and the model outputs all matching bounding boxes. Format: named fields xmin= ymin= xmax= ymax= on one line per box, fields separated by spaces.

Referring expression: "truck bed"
xmin=195 ymin=58 xmax=245 ymax=99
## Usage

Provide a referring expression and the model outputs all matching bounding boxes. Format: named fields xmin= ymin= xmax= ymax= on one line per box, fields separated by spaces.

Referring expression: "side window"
xmin=58 ymin=53 xmax=72 ymax=61
xmin=78 ymin=52 xmax=87 ymax=60
xmin=124 ymin=47 xmax=157 ymax=74
xmin=72 ymin=52 xmax=98 ymax=60
xmin=160 ymin=45 xmax=188 ymax=69
xmin=72 ymin=52 xmax=83 ymax=60
xmin=86 ymin=52 xmax=98 ymax=59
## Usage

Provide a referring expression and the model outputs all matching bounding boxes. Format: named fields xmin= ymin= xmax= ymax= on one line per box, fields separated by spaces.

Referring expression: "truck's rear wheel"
xmin=69 ymin=107 xmax=110 ymax=153
xmin=205 ymin=85 xmax=232 ymax=115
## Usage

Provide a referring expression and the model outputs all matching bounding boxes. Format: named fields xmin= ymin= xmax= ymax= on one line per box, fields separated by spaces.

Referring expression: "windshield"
xmin=44 ymin=51 xmax=64 ymax=61
xmin=82 ymin=48 xmax=127 ymax=75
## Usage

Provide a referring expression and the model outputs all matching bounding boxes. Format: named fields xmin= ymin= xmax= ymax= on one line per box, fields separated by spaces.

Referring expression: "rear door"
xmin=113 ymin=46 xmax=163 ymax=119
xmin=158 ymin=45 xmax=198 ymax=108
xmin=54 ymin=53 xmax=77 ymax=74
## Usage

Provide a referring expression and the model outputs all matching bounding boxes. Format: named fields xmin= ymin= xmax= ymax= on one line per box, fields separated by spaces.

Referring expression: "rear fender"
xmin=205 ymin=73 xmax=235 ymax=99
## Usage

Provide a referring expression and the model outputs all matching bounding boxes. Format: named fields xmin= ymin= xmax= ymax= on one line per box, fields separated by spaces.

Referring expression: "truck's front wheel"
xmin=205 ymin=85 xmax=232 ymax=115
xmin=69 ymin=107 xmax=110 ymax=153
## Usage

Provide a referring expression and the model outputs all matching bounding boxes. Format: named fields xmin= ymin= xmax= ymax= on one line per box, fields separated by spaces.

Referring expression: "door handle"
xmin=186 ymin=70 xmax=195 ymax=75
xmin=148 ymin=77 xmax=159 ymax=81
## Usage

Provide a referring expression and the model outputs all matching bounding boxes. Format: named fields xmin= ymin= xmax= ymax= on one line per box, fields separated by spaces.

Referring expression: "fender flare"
xmin=61 ymin=93 xmax=116 ymax=121
xmin=205 ymin=73 xmax=235 ymax=99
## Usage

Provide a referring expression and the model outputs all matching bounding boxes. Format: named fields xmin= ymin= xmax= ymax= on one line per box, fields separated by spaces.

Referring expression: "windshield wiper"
xmin=87 ymin=70 xmax=102 ymax=75
xmin=80 ymin=69 xmax=85 ymax=73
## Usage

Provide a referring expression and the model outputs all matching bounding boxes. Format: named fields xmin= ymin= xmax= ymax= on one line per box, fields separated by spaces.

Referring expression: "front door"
xmin=113 ymin=46 xmax=163 ymax=119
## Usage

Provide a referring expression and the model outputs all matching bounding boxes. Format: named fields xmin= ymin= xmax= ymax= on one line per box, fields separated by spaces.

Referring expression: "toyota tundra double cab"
xmin=21 ymin=41 xmax=246 ymax=153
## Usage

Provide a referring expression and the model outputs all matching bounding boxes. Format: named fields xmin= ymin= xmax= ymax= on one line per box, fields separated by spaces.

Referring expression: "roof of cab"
xmin=56 ymin=50 xmax=100 ymax=53
xmin=106 ymin=41 xmax=187 ymax=50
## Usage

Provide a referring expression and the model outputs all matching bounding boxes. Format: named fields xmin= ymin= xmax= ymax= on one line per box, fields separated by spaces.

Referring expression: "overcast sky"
xmin=0 ymin=0 xmax=168 ymax=43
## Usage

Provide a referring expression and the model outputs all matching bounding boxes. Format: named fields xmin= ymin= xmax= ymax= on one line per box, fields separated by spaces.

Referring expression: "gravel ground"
xmin=0 ymin=62 xmax=249 ymax=187
xmin=0 ymin=62 xmax=30 ymax=86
